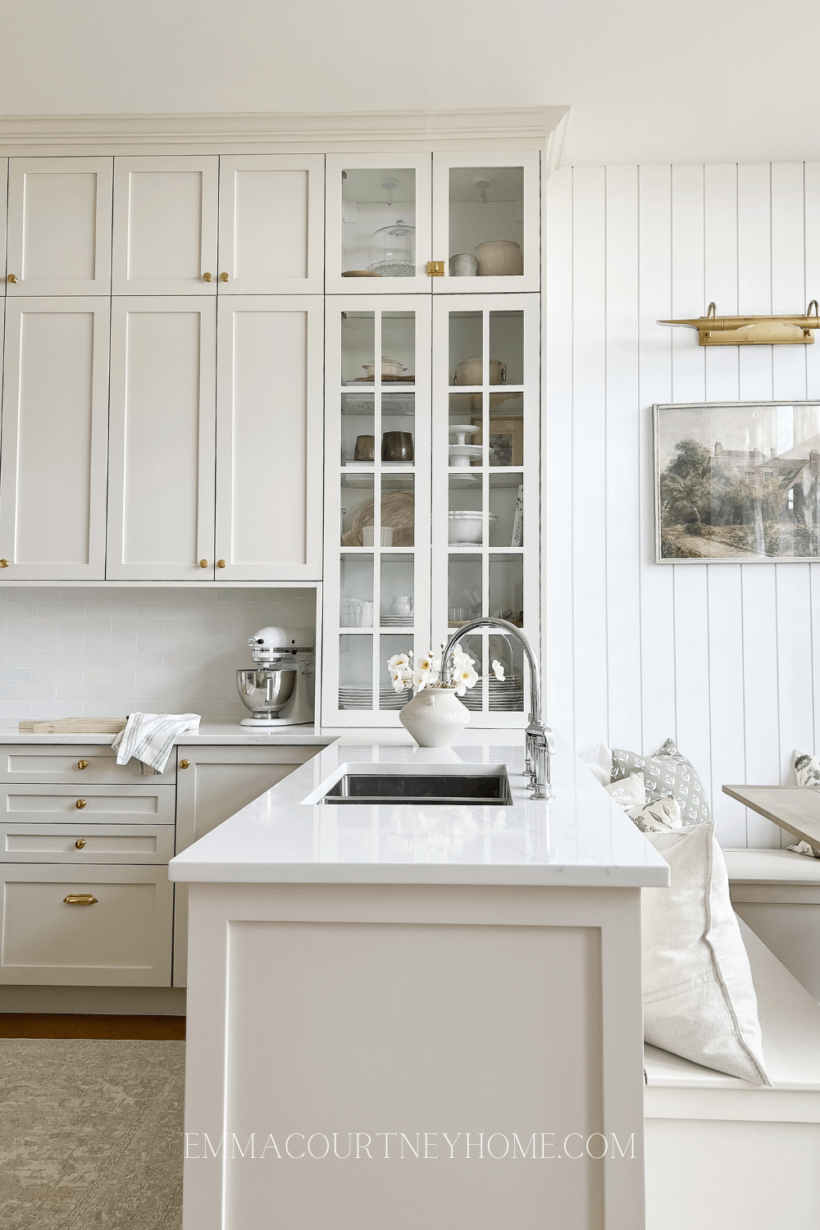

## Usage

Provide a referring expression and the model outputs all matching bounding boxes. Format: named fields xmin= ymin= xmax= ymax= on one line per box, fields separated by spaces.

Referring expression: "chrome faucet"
xmin=440 ymin=617 xmax=556 ymax=799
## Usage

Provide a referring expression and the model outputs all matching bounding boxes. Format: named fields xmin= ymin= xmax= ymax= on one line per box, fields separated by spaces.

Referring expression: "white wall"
xmin=544 ymin=162 xmax=820 ymax=849
xmin=0 ymin=587 xmax=316 ymax=722
xmin=1 ymin=1 xmax=820 ymax=165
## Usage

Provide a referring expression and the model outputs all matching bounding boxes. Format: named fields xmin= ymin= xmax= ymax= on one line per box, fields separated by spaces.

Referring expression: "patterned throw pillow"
xmin=611 ymin=738 xmax=711 ymax=826
xmin=794 ymin=749 xmax=820 ymax=789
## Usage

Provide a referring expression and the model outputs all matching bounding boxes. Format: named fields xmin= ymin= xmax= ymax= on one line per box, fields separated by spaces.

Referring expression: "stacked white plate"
xmin=380 ymin=615 xmax=414 ymax=627
xmin=462 ymin=678 xmax=525 ymax=712
xmin=338 ymin=687 xmax=409 ymax=711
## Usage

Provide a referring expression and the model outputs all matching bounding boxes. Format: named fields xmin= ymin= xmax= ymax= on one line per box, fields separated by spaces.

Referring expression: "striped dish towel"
xmin=112 ymin=712 xmax=201 ymax=773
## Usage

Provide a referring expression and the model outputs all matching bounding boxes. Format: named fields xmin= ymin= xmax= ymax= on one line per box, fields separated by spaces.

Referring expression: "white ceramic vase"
xmin=399 ymin=685 xmax=471 ymax=748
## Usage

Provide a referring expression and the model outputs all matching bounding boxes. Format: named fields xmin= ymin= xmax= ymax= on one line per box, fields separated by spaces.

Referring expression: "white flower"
xmin=387 ymin=653 xmax=410 ymax=672
xmin=453 ymin=664 xmax=478 ymax=696
xmin=416 ymin=652 xmax=439 ymax=674
xmin=412 ymin=666 xmax=431 ymax=692
xmin=391 ymin=670 xmax=409 ymax=693
xmin=491 ymin=659 xmax=505 ymax=681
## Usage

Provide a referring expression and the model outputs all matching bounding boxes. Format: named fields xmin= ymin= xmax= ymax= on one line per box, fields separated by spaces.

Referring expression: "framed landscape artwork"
xmin=654 ymin=400 xmax=820 ymax=562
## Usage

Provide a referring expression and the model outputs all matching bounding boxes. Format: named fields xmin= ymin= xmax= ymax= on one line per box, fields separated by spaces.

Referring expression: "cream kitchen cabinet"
xmin=325 ymin=150 xmax=540 ymax=294
xmin=217 ymin=155 xmax=325 ymax=294
xmin=112 ymin=156 xmax=219 ymax=295
xmin=106 ymin=294 xmax=323 ymax=581
xmin=215 ymin=295 xmax=323 ymax=580
xmin=106 ymin=296 xmax=217 ymax=580
xmin=0 ymin=158 xmax=7 ymax=291
xmin=6 ymin=157 xmax=113 ymax=296
xmin=172 ymin=744 xmax=318 ymax=986
xmin=0 ymin=298 xmax=110 ymax=579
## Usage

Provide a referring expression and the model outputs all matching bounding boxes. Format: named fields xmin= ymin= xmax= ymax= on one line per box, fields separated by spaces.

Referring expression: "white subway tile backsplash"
xmin=0 ymin=587 xmax=316 ymax=722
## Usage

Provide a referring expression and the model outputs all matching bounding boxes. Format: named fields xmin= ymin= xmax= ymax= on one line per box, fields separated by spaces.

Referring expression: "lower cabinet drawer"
xmin=0 ymin=744 xmax=176 ymax=784
xmin=0 ymin=783 xmax=176 ymax=825
xmin=0 ymin=823 xmax=174 ymax=864
xmin=0 ymin=864 xmax=172 ymax=986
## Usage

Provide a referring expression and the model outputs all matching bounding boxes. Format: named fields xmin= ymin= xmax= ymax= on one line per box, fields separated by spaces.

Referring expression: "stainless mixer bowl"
xmin=236 ymin=667 xmax=297 ymax=718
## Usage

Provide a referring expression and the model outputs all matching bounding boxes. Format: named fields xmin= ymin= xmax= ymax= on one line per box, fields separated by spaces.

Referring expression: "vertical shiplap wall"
xmin=544 ymin=162 xmax=820 ymax=848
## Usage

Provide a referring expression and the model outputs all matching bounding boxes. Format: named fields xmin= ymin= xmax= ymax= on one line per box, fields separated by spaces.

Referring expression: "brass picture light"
xmin=659 ymin=300 xmax=820 ymax=345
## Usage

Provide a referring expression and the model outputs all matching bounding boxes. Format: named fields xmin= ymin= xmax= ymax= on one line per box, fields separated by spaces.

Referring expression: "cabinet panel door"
xmin=218 ymin=155 xmax=324 ymax=294
xmin=432 ymin=150 xmax=540 ymax=294
xmin=0 ymin=158 xmax=7 ymax=294
xmin=107 ymin=297 xmax=216 ymax=580
xmin=0 ymin=864 xmax=172 ymax=986
xmin=173 ymin=745 xmax=317 ymax=985
xmin=0 ymin=298 xmax=109 ymax=579
xmin=112 ymin=156 xmax=218 ymax=295
xmin=215 ymin=296 xmax=323 ymax=580
xmin=326 ymin=153 xmax=432 ymax=294
xmin=7 ymin=157 xmax=113 ymax=295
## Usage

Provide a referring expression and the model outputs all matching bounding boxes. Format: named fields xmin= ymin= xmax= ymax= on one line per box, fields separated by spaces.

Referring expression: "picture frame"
xmin=471 ymin=416 xmax=524 ymax=467
xmin=654 ymin=400 xmax=820 ymax=562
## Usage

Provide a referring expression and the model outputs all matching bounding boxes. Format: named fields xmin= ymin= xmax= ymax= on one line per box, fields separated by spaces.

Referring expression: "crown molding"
xmin=0 ymin=106 xmax=570 ymax=160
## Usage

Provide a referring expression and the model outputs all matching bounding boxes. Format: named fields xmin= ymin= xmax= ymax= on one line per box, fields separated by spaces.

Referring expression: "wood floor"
xmin=0 ymin=1013 xmax=185 ymax=1040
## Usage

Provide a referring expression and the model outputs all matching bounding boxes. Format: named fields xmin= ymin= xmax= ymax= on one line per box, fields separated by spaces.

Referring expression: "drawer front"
xmin=0 ymin=783 xmax=176 ymax=825
xmin=0 ymin=822 xmax=174 ymax=864
xmin=0 ymin=745 xmax=176 ymax=784
xmin=0 ymin=864 xmax=172 ymax=985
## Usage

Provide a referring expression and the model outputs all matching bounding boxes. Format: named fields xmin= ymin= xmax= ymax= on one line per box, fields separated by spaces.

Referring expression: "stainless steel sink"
xmin=320 ymin=771 xmax=513 ymax=806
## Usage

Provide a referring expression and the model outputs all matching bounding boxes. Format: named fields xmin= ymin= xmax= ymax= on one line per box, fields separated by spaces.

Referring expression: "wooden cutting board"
xmin=19 ymin=717 xmax=127 ymax=734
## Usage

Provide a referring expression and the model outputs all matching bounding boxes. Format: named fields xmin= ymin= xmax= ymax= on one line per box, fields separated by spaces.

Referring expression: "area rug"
xmin=0 ymin=1039 xmax=184 ymax=1229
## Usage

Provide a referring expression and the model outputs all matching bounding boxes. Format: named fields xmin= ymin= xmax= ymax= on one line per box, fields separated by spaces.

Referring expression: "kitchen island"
xmin=170 ymin=731 xmax=669 ymax=1230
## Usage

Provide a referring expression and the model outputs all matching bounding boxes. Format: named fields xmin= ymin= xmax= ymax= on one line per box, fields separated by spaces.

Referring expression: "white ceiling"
xmin=0 ymin=0 xmax=816 ymax=165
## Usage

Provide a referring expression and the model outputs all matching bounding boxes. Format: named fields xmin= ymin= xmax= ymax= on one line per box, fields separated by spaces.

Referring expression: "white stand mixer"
xmin=236 ymin=626 xmax=315 ymax=728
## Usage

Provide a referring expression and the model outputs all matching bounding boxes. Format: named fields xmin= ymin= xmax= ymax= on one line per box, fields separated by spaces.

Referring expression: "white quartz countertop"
xmin=0 ymin=721 xmax=330 ymax=747
xmin=168 ymin=730 xmax=671 ymax=888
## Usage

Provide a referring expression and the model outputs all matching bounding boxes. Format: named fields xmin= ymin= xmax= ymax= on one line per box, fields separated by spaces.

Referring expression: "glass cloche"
xmin=367 ymin=219 xmax=415 ymax=277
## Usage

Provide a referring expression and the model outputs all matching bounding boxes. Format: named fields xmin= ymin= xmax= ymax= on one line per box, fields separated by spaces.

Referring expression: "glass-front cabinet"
xmin=326 ymin=151 xmax=540 ymax=295
xmin=322 ymin=291 xmax=539 ymax=728
xmin=325 ymin=154 xmax=433 ymax=293
xmin=323 ymin=298 xmax=432 ymax=724
xmin=431 ymin=295 xmax=539 ymax=725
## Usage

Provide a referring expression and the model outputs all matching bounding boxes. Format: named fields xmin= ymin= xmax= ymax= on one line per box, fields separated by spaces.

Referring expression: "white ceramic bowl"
xmin=475 ymin=240 xmax=524 ymax=277
xmin=363 ymin=357 xmax=407 ymax=379
xmin=448 ymin=511 xmax=499 ymax=545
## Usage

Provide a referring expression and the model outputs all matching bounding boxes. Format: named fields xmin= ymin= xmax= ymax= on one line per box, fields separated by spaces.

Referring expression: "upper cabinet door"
xmin=112 ymin=157 xmax=218 ymax=295
xmin=6 ymin=158 xmax=113 ymax=295
xmin=432 ymin=151 xmax=540 ymax=294
xmin=325 ymin=154 xmax=432 ymax=294
xmin=217 ymin=155 xmax=324 ymax=294
xmin=107 ymin=297 xmax=217 ymax=579
xmin=215 ymin=296 xmax=323 ymax=580
xmin=0 ymin=159 xmax=7 ymax=295
xmin=0 ymin=298 xmax=110 ymax=579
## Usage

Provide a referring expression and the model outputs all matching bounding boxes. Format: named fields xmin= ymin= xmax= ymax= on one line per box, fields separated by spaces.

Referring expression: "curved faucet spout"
xmin=440 ymin=617 xmax=554 ymax=799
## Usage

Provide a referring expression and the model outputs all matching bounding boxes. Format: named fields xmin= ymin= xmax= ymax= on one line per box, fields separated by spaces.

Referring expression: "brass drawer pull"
xmin=75 ymin=838 xmax=87 ymax=849
xmin=7 ymin=274 xmax=17 ymax=284
xmin=0 ymin=560 xmax=8 ymax=568
xmin=199 ymin=559 xmax=209 ymax=568
xmin=75 ymin=799 xmax=87 ymax=809
xmin=64 ymin=894 xmax=97 ymax=905
xmin=217 ymin=559 xmax=226 ymax=568
xmin=179 ymin=759 xmax=190 ymax=769
xmin=219 ymin=272 xmax=229 ymax=282
xmin=202 ymin=272 xmax=213 ymax=282
xmin=77 ymin=759 xmax=89 ymax=770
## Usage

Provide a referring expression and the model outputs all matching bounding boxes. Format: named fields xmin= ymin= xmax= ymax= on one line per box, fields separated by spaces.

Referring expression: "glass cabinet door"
xmin=323 ymin=297 xmax=432 ymax=725
xmin=325 ymin=154 xmax=432 ymax=294
xmin=432 ymin=151 xmax=540 ymax=294
xmin=431 ymin=295 xmax=539 ymax=725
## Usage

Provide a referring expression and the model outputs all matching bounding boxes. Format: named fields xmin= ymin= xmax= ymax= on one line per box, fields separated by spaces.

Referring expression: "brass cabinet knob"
xmin=75 ymin=799 xmax=87 ymax=809
xmin=202 ymin=272 xmax=213 ymax=282
xmin=199 ymin=559 xmax=209 ymax=568
xmin=219 ymin=272 xmax=229 ymax=282
xmin=77 ymin=759 xmax=88 ymax=770
xmin=179 ymin=758 xmax=190 ymax=769
xmin=75 ymin=838 xmax=87 ymax=849
xmin=0 ymin=560 xmax=9 ymax=568
xmin=64 ymin=893 xmax=97 ymax=905
xmin=427 ymin=261 xmax=445 ymax=277
xmin=7 ymin=274 xmax=17 ymax=284
xmin=217 ymin=559 xmax=226 ymax=568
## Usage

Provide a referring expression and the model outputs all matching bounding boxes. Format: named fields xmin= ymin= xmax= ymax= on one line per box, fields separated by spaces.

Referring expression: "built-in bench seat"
xmin=644 ymin=918 xmax=820 ymax=1230
xmin=725 ymin=848 xmax=820 ymax=999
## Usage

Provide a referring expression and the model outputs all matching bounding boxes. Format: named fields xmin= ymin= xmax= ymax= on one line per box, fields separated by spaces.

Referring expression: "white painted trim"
xmin=0 ymin=107 xmax=570 ymax=159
